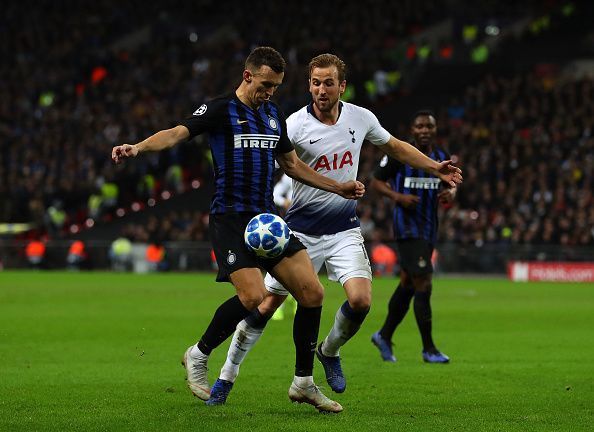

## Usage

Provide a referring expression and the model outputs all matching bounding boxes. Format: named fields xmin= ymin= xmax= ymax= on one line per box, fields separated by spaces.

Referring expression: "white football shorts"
xmin=264 ymin=227 xmax=372 ymax=296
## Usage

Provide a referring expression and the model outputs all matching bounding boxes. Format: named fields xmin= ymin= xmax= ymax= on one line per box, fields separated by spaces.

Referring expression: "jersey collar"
xmin=307 ymin=101 xmax=343 ymax=123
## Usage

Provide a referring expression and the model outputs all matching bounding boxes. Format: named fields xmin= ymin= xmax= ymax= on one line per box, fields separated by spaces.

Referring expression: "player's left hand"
xmin=339 ymin=180 xmax=365 ymax=199
xmin=435 ymin=160 xmax=462 ymax=187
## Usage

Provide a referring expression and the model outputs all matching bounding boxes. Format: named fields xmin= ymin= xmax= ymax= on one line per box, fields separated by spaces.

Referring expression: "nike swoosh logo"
xmin=237 ymin=119 xmax=249 ymax=124
xmin=309 ymin=138 xmax=322 ymax=144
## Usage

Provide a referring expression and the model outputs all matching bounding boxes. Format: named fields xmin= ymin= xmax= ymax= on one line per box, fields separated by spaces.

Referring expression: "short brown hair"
xmin=309 ymin=54 xmax=347 ymax=82
xmin=245 ymin=47 xmax=286 ymax=74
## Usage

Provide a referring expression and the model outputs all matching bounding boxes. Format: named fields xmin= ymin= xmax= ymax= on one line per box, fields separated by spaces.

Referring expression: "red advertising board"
xmin=508 ymin=261 xmax=594 ymax=282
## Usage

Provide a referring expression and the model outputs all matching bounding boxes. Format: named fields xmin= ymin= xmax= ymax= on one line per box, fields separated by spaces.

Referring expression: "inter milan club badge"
xmin=268 ymin=117 xmax=278 ymax=130
xmin=227 ymin=250 xmax=236 ymax=265
xmin=418 ymin=256 xmax=427 ymax=268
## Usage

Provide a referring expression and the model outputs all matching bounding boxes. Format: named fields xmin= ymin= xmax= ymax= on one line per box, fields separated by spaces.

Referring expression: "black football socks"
xmin=413 ymin=290 xmax=435 ymax=351
xmin=197 ymin=295 xmax=251 ymax=355
xmin=293 ymin=305 xmax=322 ymax=377
xmin=379 ymin=283 xmax=415 ymax=341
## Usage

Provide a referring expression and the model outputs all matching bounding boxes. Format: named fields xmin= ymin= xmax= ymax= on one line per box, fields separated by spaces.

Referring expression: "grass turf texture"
xmin=0 ymin=271 xmax=592 ymax=431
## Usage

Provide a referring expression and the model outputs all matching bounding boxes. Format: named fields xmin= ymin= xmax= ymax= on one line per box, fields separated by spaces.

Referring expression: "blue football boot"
xmin=315 ymin=343 xmax=346 ymax=393
xmin=371 ymin=331 xmax=396 ymax=362
xmin=422 ymin=349 xmax=450 ymax=364
xmin=205 ymin=378 xmax=234 ymax=405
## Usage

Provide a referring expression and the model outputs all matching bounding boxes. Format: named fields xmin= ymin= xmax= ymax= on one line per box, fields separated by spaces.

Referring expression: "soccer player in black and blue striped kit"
xmin=112 ymin=47 xmax=365 ymax=413
xmin=371 ymin=111 xmax=456 ymax=364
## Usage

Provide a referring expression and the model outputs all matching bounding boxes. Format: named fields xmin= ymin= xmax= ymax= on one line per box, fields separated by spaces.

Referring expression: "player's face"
xmin=309 ymin=66 xmax=346 ymax=112
xmin=244 ymin=65 xmax=284 ymax=107
xmin=411 ymin=115 xmax=437 ymax=147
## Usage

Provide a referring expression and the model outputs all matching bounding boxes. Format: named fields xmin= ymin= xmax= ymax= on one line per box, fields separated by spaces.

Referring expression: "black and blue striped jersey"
xmin=180 ymin=94 xmax=294 ymax=214
xmin=373 ymin=147 xmax=450 ymax=245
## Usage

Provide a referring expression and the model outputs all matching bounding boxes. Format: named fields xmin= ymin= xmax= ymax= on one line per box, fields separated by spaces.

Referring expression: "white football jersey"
xmin=284 ymin=102 xmax=391 ymax=235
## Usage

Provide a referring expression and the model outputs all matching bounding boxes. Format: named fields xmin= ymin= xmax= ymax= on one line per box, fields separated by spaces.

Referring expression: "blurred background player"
xmin=271 ymin=172 xmax=298 ymax=320
xmin=273 ymin=173 xmax=293 ymax=216
xmin=371 ymin=110 xmax=456 ymax=364
xmin=207 ymin=54 xmax=462 ymax=405
xmin=111 ymin=47 xmax=365 ymax=413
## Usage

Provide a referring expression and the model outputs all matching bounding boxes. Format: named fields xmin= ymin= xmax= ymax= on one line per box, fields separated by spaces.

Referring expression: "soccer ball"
xmin=244 ymin=213 xmax=290 ymax=258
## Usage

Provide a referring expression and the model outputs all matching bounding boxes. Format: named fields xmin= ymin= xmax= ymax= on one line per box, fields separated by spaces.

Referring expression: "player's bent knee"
xmin=258 ymin=294 xmax=286 ymax=316
xmin=348 ymin=295 xmax=371 ymax=311
xmin=294 ymin=280 xmax=323 ymax=307
xmin=238 ymin=291 xmax=266 ymax=310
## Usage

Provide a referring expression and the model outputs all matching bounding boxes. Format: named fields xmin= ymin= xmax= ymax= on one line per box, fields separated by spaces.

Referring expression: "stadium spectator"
xmin=371 ymin=242 xmax=398 ymax=277
xmin=109 ymin=237 xmax=133 ymax=271
xmin=66 ymin=240 xmax=88 ymax=271
xmin=145 ymin=242 xmax=167 ymax=272
xmin=25 ymin=239 xmax=46 ymax=269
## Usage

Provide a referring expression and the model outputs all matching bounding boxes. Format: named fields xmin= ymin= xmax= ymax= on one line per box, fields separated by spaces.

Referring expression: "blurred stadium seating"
xmin=1 ymin=0 xmax=592 ymax=271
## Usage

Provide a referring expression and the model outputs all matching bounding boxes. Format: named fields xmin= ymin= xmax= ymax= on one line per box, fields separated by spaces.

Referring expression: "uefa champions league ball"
xmin=244 ymin=213 xmax=290 ymax=258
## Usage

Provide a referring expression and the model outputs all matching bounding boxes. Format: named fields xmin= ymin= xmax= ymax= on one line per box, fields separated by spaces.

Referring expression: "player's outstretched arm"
xmin=379 ymin=136 xmax=463 ymax=187
xmin=111 ymin=125 xmax=190 ymax=164
xmin=276 ymin=150 xmax=364 ymax=199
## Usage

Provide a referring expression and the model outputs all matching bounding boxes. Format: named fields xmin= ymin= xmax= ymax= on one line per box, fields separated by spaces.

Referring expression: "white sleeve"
xmin=362 ymin=107 xmax=391 ymax=146
xmin=286 ymin=110 xmax=304 ymax=143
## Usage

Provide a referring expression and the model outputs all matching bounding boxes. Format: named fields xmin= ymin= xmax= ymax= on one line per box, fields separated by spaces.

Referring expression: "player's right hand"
xmin=435 ymin=160 xmax=463 ymax=187
xmin=339 ymin=180 xmax=365 ymax=199
xmin=398 ymin=194 xmax=420 ymax=208
xmin=112 ymin=144 xmax=139 ymax=164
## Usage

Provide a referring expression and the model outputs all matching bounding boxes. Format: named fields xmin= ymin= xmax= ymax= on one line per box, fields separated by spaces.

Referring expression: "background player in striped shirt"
xmin=207 ymin=54 xmax=462 ymax=405
xmin=371 ymin=111 xmax=456 ymax=364
xmin=111 ymin=47 xmax=366 ymax=413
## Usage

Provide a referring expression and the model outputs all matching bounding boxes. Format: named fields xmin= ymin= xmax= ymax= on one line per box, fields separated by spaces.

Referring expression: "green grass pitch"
xmin=1 ymin=271 xmax=593 ymax=431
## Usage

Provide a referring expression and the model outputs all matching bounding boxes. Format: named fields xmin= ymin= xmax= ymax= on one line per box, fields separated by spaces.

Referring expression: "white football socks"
xmin=293 ymin=375 xmax=314 ymax=388
xmin=321 ymin=306 xmax=362 ymax=357
xmin=219 ymin=320 xmax=264 ymax=383
xmin=190 ymin=344 xmax=208 ymax=360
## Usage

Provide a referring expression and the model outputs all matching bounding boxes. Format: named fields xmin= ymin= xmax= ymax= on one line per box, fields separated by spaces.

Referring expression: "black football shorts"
xmin=209 ymin=213 xmax=306 ymax=282
xmin=396 ymin=238 xmax=434 ymax=276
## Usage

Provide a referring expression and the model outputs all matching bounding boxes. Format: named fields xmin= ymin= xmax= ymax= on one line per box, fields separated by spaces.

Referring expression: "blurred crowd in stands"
xmin=1 ymin=0 xmax=592 ymax=250
xmin=356 ymin=72 xmax=594 ymax=247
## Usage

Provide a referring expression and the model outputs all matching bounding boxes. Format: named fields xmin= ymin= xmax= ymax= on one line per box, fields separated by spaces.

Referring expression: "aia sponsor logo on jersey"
xmin=313 ymin=151 xmax=353 ymax=171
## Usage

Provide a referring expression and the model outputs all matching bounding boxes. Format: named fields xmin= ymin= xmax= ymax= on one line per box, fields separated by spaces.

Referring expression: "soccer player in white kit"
xmin=206 ymin=54 xmax=462 ymax=406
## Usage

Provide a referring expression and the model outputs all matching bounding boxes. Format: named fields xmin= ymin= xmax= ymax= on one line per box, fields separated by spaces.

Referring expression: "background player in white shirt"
xmin=271 ymin=172 xmax=298 ymax=320
xmin=207 ymin=54 xmax=462 ymax=405
xmin=273 ymin=173 xmax=293 ymax=215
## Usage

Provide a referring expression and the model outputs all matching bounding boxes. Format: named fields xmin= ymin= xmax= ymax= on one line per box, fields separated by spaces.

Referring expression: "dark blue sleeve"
xmin=179 ymin=97 xmax=227 ymax=139
xmin=272 ymin=105 xmax=294 ymax=154
xmin=373 ymin=154 xmax=401 ymax=181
